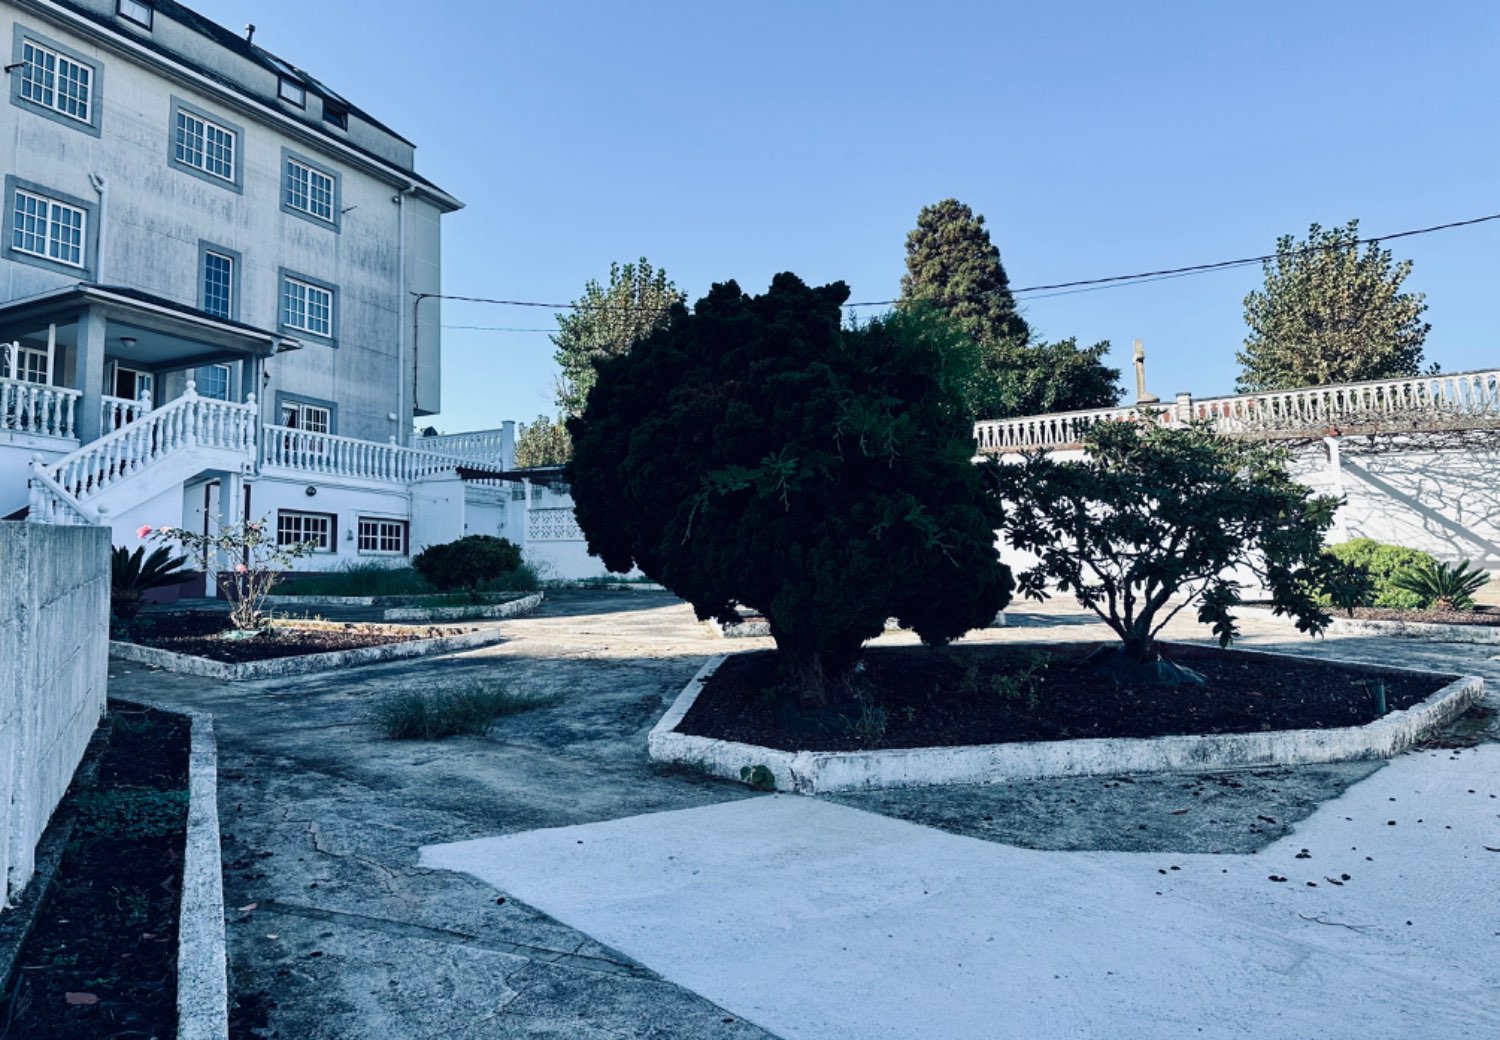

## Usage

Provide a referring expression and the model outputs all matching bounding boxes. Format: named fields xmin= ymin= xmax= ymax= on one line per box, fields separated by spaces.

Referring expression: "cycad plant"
xmin=1391 ymin=558 xmax=1491 ymax=612
xmin=111 ymin=545 xmax=191 ymax=620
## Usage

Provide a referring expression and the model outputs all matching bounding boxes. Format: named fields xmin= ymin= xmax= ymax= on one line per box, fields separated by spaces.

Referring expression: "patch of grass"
xmin=290 ymin=561 xmax=432 ymax=597
xmin=371 ymin=681 xmax=559 ymax=740
xmin=74 ymin=786 xmax=189 ymax=840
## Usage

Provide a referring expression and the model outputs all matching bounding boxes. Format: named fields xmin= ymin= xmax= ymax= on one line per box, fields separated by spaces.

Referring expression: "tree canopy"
xmin=567 ymin=273 xmax=1012 ymax=705
xmin=552 ymin=258 xmax=686 ymax=416
xmin=898 ymin=198 xmax=1121 ymax=420
xmin=993 ymin=417 xmax=1339 ymax=680
xmin=1237 ymin=219 xmax=1430 ymax=392
xmin=513 ymin=414 xmax=572 ymax=469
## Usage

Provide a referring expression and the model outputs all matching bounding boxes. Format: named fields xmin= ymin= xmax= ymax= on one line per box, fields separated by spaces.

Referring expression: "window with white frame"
xmin=284 ymin=157 xmax=334 ymax=222
xmin=12 ymin=188 xmax=86 ymax=267
xmin=117 ymin=1 xmax=153 ymax=29
xmin=202 ymin=250 xmax=234 ymax=318
xmin=357 ymin=518 xmax=407 ymax=556
xmin=174 ymin=108 xmax=236 ymax=182
xmin=196 ymin=364 xmax=231 ymax=401
xmin=277 ymin=510 xmax=333 ymax=552
xmin=19 ymin=37 xmax=93 ymax=124
xmin=2 ymin=345 xmax=50 ymax=384
xmin=280 ymin=401 xmax=330 ymax=434
xmin=281 ymin=276 xmax=333 ymax=338
xmin=510 ymin=482 xmax=526 ymax=502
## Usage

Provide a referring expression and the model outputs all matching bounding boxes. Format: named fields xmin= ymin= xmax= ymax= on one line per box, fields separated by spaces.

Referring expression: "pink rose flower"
xmin=234 ymin=563 xmax=249 ymax=574
xmin=136 ymin=524 xmax=153 ymax=538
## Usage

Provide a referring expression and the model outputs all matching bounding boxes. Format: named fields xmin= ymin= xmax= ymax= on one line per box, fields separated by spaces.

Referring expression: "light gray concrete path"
xmin=107 ymin=590 xmax=1500 ymax=1039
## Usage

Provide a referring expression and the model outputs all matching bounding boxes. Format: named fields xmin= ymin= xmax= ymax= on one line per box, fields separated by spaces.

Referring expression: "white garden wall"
xmin=0 ymin=522 xmax=109 ymax=908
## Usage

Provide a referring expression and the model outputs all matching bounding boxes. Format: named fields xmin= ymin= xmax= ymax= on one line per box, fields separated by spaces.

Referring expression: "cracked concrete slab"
xmin=107 ymin=589 xmax=1500 ymax=1038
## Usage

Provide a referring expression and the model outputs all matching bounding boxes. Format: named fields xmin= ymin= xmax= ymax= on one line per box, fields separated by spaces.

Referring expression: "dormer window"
xmin=278 ymin=77 xmax=306 ymax=107
xmin=117 ymin=0 xmax=153 ymax=28
xmin=322 ymin=101 xmax=348 ymax=131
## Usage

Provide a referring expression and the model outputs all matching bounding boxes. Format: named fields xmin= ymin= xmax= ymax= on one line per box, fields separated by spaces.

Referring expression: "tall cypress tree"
xmin=898 ymin=199 xmax=1121 ymax=421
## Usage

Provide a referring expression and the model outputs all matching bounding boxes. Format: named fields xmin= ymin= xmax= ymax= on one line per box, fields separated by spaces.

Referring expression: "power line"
xmin=425 ymin=210 xmax=1500 ymax=315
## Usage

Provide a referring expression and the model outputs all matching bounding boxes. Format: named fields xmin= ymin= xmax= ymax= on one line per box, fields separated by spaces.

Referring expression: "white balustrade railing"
xmin=975 ymin=369 xmax=1500 ymax=452
xmin=263 ymin=426 xmax=471 ymax=482
xmin=2 ymin=377 xmax=80 ymax=439
xmin=41 ymin=383 xmax=257 ymax=508
xmin=101 ymin=392 xmax=151 ymax=431
xmin=412 ymin=428 xmax=510 ymax=464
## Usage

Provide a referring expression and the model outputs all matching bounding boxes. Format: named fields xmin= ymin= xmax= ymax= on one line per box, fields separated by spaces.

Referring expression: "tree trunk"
xmin=780 ymin=646 xmax=860 ymax=710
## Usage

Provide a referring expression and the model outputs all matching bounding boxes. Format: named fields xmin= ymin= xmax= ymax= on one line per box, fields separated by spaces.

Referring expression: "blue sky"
xmin=191 ymin=0 xmax=1500 ymax=433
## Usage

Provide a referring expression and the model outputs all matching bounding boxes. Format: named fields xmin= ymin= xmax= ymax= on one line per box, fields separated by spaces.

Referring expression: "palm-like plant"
xmin=111 ymin=545 xmax=191 ymax=620
xmin=1390 ymin=558 xmax=1491 ymax=612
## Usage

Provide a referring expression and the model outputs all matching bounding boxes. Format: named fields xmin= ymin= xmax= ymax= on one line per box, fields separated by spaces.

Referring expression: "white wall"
xmin=0 ymin=522 xmax=109 ymax=908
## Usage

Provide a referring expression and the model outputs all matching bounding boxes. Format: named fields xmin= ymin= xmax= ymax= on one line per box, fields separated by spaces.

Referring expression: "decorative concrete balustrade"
xmin=30 ymin=383 xmax=257 ymax=521
xmin=262 ymin=426 xmax=474 ymax=483
xmin=1 ymin=377 xmax=81 ymax=440
xmin=974 ymin=369 xmax=1500 ymax=453
xmin=101 ymin=392 xmax=151 ymax=432
xmin=413 ymin=428 xmax=510 ymax=464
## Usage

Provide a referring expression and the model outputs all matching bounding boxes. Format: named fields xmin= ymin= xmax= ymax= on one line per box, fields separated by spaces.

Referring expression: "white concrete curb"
xmin=112 ymin=700 xmax=228 ymax=1040
xmin=648 ymin=655 xmax=1483 ymax=794
xmin=1239 ymin=605 xmax=1500 ymax=646
xmin=382 ymin=591 xmax=544 ymax=622
xmin=262 ymin=590 xmax=542 ymax=610
xmin=543 ymin=580 xmax=667 ymax=592
xmin=705 ymin=613 xmax=1006 ymax=639
xmin=109 ymin=626 xmax=506 ymax=681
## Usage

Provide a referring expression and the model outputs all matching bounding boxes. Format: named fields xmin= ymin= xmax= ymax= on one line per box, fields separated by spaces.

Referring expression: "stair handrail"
xmin=28 ymin=455 xmax=95 ymax=525
xmin=43 ymin=383 xmax=258 ymax=504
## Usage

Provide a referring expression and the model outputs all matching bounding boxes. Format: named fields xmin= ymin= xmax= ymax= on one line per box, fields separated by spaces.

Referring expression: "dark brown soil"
xmin=680 ymin=643 xmax=1455 ymax=752
xmin=1 ymin=705 xmax=188 ymax=1038
xmin=118 ymin=612 xmax=459 ymax=663
xmin=1340 ymin=605 xmax=1500 ymax=627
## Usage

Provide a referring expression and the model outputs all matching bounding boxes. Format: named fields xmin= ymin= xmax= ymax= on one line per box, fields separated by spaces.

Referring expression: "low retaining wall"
xmin=649 ymin=655 xmax=1483 ymax=794
xmin=109 ymin=626 xmax=507 ymax=682
xmin=1 ymin=523 xmax=110 ymax=907
xmin=383 ymin=591 xmax=544 ymax=622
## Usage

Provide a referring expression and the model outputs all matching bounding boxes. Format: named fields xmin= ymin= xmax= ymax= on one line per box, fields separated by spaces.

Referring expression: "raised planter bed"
xmin=262 ymin=589 xmax=538 ymax=610
xmin=706 ymin=612 xmax=1006 ymax=639
xmin=110 ymin=616 xmax=505 ymax=681
xmin=382 ymin=591 xmax=544 ymax=622
xmin=649 ymin=645 xmax=1482 ymax=793
xmin=1241 ymin=604 xmax=1500 ymax=646
xmin=543 ymin=580 xmax=667 ymax=592
xmin=0 ymin=702 xmax=226 ymax=1038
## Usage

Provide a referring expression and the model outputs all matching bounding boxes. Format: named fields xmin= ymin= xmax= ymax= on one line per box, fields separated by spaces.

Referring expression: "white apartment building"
xmin=0 ymin=0 xmax=598 ymax=581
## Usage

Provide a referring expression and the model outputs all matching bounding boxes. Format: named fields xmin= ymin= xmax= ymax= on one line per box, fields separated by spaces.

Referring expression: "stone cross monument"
xmin=1133 ymin=339 xmax=1159 ymax=404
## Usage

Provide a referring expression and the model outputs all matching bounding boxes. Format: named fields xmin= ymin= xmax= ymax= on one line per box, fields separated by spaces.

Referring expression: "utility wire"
xmin=425 ymin=210 xmax=1500 ymax=315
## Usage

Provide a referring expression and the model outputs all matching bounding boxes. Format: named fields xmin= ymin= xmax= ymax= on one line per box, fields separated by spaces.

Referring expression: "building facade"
xmin=0 ymin=0 xmax=609 ymax=579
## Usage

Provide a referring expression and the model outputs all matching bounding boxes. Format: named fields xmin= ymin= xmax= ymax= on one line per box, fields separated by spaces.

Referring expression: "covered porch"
xmin=0 ymin=283 xmax=299 ymax=446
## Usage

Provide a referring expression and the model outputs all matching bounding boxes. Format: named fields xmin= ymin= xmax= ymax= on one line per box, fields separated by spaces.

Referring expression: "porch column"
xmin=215 ymin=471 xmax=244 ymax=589
xmin=71 ymin=308 xmax=107 ymax=443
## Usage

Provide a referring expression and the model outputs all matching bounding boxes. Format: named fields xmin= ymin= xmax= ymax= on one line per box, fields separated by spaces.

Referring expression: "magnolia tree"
xmin=145 ymin=519 xmax=316 ymax=630
xmin=991 ymin=417 xmax=1341 ymax=683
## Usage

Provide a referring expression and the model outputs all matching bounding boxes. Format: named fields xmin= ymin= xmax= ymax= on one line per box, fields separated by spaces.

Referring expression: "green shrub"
xmin=111 ymin=544 xmax=191 ymax=621
xmin=412 ymin=536 xmax=523 ymax=602
xmin=371 ymin=681 xmax=557 ymax=740
xmin=1325 ymin=539 xmax=1438 ymax=609
xmin=1391 ymin=558 xmax=1490 ymax=611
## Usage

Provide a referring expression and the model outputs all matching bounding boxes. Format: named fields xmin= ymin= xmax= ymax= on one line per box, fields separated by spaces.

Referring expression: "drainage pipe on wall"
xmin=88 ymin=173 xmax=108 ymax=282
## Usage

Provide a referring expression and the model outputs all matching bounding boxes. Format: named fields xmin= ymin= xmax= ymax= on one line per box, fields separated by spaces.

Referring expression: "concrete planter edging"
xmin=705 ymin=613 xmax=1006 ymax=639
xmin=382 ymin=591 xmax=544 ymax=622
xmin=109 ymin=626 xmax=506 ymax=681
xmin=262 ymin=590 xmax=540 ymax=610
xmin=112 ymin=700 xmax=228 ymax=1040
xmin=649 ymin=655 xmax=1483 ymax=794
xmin=543 ymin=581 xmax=667 ymax=592
xmin=1239 ymin=605 xmax=1500 ymax=646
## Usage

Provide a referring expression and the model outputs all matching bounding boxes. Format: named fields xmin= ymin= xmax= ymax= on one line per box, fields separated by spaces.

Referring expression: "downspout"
xmin=87 ymin=173 xmax=107 ymax=282
xmin=395 ymin=185 xmax=415 ymax=446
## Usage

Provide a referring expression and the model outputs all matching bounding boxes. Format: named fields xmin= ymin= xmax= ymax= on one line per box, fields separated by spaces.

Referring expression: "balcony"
xmin=1 ymin=377 xmax=81 ymax=441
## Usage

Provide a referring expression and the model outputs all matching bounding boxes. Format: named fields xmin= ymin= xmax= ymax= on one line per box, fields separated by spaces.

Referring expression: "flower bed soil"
xmin=0 ymin=706 xmax=188 ymax=1038
xmin=679 ymin=643 xmax=1453 ymax=753
xmin=1339 ymin=605 xmax=1500 ymax=627
xmin=118 ymin=612 xmax=465 ymax=664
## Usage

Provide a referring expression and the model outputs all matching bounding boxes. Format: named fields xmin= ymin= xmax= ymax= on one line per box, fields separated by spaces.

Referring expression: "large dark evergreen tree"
xmin=899 ymin=199 xmax=1122 ymax=420
xmin=567 ymin=274 xmax=1012 ymax=706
